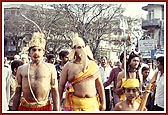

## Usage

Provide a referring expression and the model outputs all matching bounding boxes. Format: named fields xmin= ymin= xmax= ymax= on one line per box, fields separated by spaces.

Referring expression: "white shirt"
xmin=154 ymin=71 xmax=164 ymax=108
xmin=2 ymin=67 xmax=11 ymax=112
xmin=147 ymin=68 xmax=155 ymax=81
xmin=99 ymin=65 xmax=112 ymax=89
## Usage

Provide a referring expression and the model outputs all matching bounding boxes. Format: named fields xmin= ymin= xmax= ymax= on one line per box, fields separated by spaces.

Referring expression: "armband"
xmin=144 ymin=90 xmax=150 ymax=93
xmin=17 ymin=84 xmax=21 ymax=88
xmin=51 ymin=85 xmax=56 ymax=88
xmin=16 ymin=81 xmax=21 ymax=88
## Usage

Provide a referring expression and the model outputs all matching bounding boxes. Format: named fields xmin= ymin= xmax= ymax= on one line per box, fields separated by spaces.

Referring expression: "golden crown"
xmin=29 ymin=32 xmax=46 ymax=49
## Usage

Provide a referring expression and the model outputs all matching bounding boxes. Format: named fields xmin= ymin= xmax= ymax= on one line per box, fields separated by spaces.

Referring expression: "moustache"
xmin=33 ymin=55 xmax=40 ymax=58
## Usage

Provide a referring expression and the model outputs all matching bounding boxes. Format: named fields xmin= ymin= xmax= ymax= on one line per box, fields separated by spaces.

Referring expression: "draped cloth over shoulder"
xmin=64 ymin=60 xmax=100 ymax=111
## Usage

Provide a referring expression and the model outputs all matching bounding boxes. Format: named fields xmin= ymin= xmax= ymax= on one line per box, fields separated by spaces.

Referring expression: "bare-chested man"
xmin=11 ymin=32 xmax=60 ymax=111
xmin=114 ymin=79 xmax=141 ymax=111
xmin=116 ymin=52 xmax=142 ymax=101
xmin=59 ymin=34 xmax=106 ymax=111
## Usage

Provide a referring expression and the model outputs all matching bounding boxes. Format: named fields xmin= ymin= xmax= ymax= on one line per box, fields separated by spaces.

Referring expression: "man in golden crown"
xmin=58 ymin=34 xmax=106 ymax=111
xmin=11 ymin=32 xmax=60 ymax=111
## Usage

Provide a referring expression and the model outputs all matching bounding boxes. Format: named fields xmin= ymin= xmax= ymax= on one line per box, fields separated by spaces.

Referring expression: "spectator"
xmin=9 ymin=60 xmax=24 ymax=110
xmin=150 ymin=56 xmax=164 ymax=111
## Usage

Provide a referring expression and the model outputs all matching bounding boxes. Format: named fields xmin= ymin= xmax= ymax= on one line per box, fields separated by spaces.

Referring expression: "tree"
xmin=4 ymin=3 xmax=144 ymax=58
xmin=49 ymin=4 xmax=125 ymax=58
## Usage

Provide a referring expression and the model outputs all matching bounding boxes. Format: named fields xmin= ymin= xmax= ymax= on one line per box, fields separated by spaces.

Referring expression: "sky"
xmin=122 ymin=2 xmax=148 ymax=18
xmin=4 ymin=2 xmax=166 ymax=19
xmin=3 ymin=2 xmax=151 ymax=18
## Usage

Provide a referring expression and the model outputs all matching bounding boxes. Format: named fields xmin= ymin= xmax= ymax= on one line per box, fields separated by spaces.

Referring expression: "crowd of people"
xmin=3 ymin=32 xmax=165 ymax=112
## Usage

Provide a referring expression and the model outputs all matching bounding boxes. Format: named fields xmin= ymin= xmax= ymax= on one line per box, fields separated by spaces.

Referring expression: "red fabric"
xmin=18 ymin=104 xmax=52 ymax=111
xmin=18 ymin=99 xmax=52 ymax=111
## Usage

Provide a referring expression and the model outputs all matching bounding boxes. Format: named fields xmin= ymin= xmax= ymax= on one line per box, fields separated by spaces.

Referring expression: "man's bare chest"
xmin=68 ymin=63 xmax=85 ymax=81
xmin=128 ymin=72 xmax=137 ymax=78
xmin=22 ymin=64 xmax=51 ymax=80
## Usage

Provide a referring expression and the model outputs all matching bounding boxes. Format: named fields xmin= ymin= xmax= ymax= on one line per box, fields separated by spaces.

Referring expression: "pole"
xmin=120 ymin=18 xmax=128 ymax=79
xmin=124 ymin=42 xmax=127 ymax=79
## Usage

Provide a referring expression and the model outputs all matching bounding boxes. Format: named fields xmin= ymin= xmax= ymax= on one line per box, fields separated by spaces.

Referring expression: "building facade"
xmin=141 ymin=4 xmax=164 ymax=59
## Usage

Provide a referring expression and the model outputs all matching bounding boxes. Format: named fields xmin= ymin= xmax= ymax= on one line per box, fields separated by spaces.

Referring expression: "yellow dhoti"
xmin=70 ymin=95 xmax=100 ymax=111
xmin=64 ymin=60 xmax=100 ymax=111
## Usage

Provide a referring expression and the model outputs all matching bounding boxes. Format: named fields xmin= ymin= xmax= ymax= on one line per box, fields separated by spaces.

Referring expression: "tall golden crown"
xmin=29 ymin=32 xmax=46 ymax=49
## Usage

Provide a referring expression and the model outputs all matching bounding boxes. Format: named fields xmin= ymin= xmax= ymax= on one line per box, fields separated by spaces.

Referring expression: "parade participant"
xmin=150 ymin=56 xmax=164 ymax=111
xmin=116 ymin=52 xmax=142 ymax=101
xmin=59 ymin=34 xmax=106 ymax=111
xmin=11 ymin=32 xmax=60 ymax=111
xmin=103 ymin=52 xmax=129 ymax=109
xmin=9 ymin=60 xmax=24 ymax=110
xmin=113 ymin=79 xmax=141 ymax=111
xmin=99 ymin=56 xmax=112 ymax=110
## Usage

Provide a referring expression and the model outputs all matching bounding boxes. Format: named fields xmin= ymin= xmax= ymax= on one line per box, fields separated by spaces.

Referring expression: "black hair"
xmin=59 ymin=50 xmax=69 ymax=59
xmin=147 ymin=59 xmax=152 ymax=64
xmin=101 ymin=56 xmax=107 ymax=60
xmin=46 ymin=54 xmax=56 ymax=61
xmin=141 ymin=66 xmax=150 ymax=73
xmin=126 ymin=51 xmax=142 ymax=82
xmin=11 ymin=60 xmax=24 ymax=72
xmin=156 ymin=56 xmax=164 ymax=67
xmin=120 ymin=51 xmax=128 ymax=63
xmin=126 ymin=51 xmax=142 ymax=72
xmin=28 ymin=46 xmax=34 ymax=52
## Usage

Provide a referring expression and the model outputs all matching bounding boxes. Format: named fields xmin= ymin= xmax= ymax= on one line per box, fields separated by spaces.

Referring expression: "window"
xmin=162 ymin=6 xmax=164 ymax=20
xmin=11 ymin=10 xmax=16 ymax=15
xmin=148 ymin=32 xmax=154 ymax=39
xmin=148 ymin=10 xmax=154 ymax=20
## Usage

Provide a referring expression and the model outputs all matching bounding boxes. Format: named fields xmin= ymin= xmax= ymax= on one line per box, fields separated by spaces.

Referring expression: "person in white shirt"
xmin=99 ymin=56 xmax=112 ymax=111
xmin=3 ymin=66 xmax=11 ymax=112
xmin=146 ymin=60 xmax=155 ymax=81
xmin=8 ymin=60 xmax=24 ymax=110
xmin=99 ymin=56 xmax=112 ymax=83
xmin=150 ymin=56 xmax=164 ymax=111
